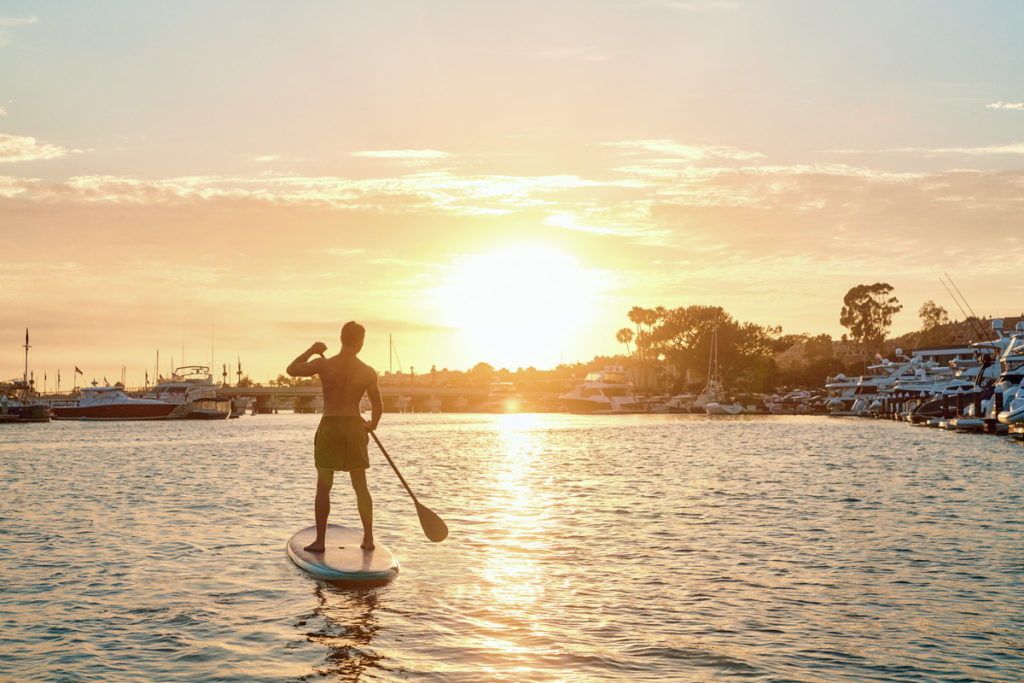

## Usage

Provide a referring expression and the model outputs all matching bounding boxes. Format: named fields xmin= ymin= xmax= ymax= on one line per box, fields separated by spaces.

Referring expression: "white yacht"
xmin=560 ymin=367 xmax=649 ymax=413
xmin=146 ymin=366 xmax=231 ymax=419
xmin=49 ymin=384 xmax=176 ymax=421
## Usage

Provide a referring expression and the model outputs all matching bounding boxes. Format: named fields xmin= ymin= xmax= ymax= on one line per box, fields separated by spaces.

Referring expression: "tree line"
xmin=615 ymin=282 xmax=960 ymax=393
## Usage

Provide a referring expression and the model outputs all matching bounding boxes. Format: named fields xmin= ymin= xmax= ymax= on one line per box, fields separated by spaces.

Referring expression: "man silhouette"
xmin=287 ymin=321 xmax=383 ymax=552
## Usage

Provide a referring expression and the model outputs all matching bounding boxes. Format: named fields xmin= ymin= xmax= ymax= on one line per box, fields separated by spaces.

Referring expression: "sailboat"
xmin=696 ymin=314 xmax=743 ymax=415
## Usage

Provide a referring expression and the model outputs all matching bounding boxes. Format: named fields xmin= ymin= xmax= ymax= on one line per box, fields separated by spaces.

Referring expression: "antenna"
xmin=940 ymin=273 xmax=992 ymax=342
xmin=389 ymin=334 xmax=404 ymax=373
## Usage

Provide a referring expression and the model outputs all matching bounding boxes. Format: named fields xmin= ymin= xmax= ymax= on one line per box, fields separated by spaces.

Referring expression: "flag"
xmin=75 ymin=366 xmax=83 ymax=375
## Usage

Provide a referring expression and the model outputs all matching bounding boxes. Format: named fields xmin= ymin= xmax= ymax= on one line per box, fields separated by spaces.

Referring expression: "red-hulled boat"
xmin=49 ymin=385 xmax=177 ymax=420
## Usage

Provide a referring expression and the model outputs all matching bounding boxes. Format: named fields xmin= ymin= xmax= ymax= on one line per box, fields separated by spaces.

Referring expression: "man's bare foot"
xmin=303 ymin=542 xmax=325 ymax=553
xmin=360 ymin=537 xmax=375 ymax=551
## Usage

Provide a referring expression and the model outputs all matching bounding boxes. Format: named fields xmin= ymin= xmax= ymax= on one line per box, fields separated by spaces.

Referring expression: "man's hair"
xmin=341 ymin=321 xmax=366 ymax=347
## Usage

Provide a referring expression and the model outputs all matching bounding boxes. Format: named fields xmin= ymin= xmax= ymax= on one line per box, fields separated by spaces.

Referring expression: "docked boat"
xmin=696 ymin=316 xmax=742 ymax=415
xmin=559 ymin=367 xmax=650 ymax=413
xmin=48 ymin=385 xmax=176 ymax=420
xmin=146 ymin=366 xmax=231 ymax=419
xmin=480 ymin=382 xmax=526 ymax=413
xmin=1 ymin=379 xmax=53 ymax=423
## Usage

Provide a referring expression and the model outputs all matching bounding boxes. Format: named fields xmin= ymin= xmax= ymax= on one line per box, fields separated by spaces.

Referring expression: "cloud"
xmin=350 ymin=149 xmax=455 ymax=168
xmin=895 ymin=142 xmax=1024 ymax=156
xmin=0 ymin=106 xmax=6 ymax=116
xmin=987 ymin=102 xmax=1024 ymax=111
xmin=829 ymin=141 xmax=1024 ymax=157
xmin=0 ymin=133 xmax=78 ymax=162
xmin=603 ymin=139 xmax=765 ymax=162
xmin=0 ymin=15 xmax=38 ymax=26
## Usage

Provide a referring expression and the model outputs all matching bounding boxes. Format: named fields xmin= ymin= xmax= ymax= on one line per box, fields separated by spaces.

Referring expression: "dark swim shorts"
xmin=314 ymin=416 xmax=370 ymax=471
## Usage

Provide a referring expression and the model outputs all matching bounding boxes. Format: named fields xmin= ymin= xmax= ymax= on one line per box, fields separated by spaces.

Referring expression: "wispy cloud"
xmin=350 ymin=149 xmax=454 ymax=168
xmin=0 ymin=15 xmax=38 ymax=27
xmin=0 ymin=170 xmax=616 ymax=219
xmin=829 ymin=142 xmax=1024 ymax=157
xmin=0 ymin=133 xmax=77 ymax=162
xmin=987 ymin=101 xmax=1024 ymax=111
xmin=603 ymin=139 xmax=765 ymax=162
xmin=893 ymin=142 xmax=1024 ymax=156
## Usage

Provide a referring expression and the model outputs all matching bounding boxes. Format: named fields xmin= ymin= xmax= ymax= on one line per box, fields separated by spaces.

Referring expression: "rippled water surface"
xmin=2 ymin=414 xmax=1024 ymax=681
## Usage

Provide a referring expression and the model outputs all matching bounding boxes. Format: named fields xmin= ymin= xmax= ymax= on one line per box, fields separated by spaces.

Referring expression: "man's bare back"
xmin=319 ymin=353 xmax=379 ymax=417
xmin=286 ymin=342 xmax=383 ymax=424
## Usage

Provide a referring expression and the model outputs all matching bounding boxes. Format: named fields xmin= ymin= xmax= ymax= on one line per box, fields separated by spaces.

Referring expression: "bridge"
xmin=216 ymin=384 xmax=502 ymax=413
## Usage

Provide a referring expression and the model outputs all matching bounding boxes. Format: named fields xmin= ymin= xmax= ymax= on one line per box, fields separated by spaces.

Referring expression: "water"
xmin=2 ymin=414 xmax=1023 ymax=681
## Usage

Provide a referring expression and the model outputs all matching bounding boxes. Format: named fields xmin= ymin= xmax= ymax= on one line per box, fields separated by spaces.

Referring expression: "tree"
xmin=839 ymin=283 xmax=902 ymax=351
xmin=615 ymin=328 xmax=634 ymax=356
xmin=919 ymin=300 xmax=949 ymax=329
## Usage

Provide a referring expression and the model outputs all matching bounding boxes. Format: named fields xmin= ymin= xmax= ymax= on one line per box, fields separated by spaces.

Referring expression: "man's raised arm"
xmin=287 ymin=342 xmax=327 ymax=377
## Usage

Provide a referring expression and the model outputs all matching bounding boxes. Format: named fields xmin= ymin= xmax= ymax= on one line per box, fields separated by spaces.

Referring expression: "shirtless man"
xmin=287 ymin=321 xmax=383 ymax=552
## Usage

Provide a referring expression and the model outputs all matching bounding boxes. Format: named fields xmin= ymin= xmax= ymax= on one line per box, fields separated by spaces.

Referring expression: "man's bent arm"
xmin=287 ymin=343 xmax=326 ymax=377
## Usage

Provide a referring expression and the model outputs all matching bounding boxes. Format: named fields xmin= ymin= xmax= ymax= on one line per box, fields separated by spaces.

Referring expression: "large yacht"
xmin=146 ymin=366 xmax=231 ymax=419
xmin=49 ymin=384 xmax=177 ymax=420
xmin=559 ymin=367 xmax=649 ymax=413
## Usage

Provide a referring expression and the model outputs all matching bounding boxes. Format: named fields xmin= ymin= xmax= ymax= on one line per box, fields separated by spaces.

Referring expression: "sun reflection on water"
xmin=477 ymin=414 xmax=552 ymax=610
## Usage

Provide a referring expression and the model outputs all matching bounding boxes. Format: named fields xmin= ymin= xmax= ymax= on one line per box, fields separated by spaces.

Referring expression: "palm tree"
xmin=616 ymin=328 xmax=634 ymax=356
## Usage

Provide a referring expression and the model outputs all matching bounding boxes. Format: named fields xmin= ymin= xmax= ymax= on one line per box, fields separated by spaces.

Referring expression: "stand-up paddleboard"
xmin=287 ymin=524 xmax=399 ymax=583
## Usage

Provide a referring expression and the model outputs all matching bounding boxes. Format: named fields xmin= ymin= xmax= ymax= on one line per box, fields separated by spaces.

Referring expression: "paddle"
xmin=369 ymin=430 xmax=449 ymax=543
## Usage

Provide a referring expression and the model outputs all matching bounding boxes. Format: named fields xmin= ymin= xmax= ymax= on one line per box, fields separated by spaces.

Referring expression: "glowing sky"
xmin=2 ymin=1 xmax=1023 ymax=384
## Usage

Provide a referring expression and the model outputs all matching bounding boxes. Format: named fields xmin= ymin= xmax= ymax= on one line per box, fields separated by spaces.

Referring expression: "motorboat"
xmin=1 ymin=379 xmax=52 ymax=423
xmin=480 ymin=382 xmax=526 ymax=413
xmin=146 ymin=366 xmax=231 ymax=419
xmin=559 ymin=367 xmax=650 ymax=413
xmin=48 ymin=384 xmax=176 ymax=420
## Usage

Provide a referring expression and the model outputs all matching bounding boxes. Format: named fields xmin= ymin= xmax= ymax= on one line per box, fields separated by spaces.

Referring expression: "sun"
xmin=435 ymin=245 xmax=600 ymax=369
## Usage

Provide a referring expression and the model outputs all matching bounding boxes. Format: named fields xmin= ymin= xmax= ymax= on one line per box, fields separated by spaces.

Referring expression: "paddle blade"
xmin=416 ymin=501 xmax=449 ymax=543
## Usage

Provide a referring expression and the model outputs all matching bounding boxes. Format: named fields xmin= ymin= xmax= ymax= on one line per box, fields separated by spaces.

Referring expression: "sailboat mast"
xmin=23 ymin=328 xmax=30 ymax=384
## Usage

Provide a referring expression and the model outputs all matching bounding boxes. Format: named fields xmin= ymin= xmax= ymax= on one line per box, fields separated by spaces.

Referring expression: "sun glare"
xmin=435 ymin=245 xmax=599 ymax=369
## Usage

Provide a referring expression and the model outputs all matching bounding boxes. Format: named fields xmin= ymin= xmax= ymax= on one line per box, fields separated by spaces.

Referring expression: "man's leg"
xmin=304 ymin=467 xmax=334 ymax=552
xmin=349 ymin=468 xmax=374 ymax=550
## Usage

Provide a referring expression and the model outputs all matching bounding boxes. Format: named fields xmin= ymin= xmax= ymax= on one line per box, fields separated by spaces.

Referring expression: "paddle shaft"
xmin=369 ymin=430 xmax=419 ymax=504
